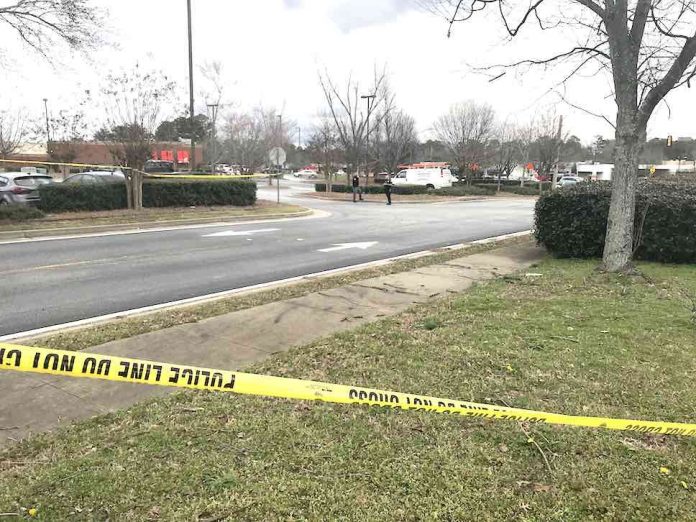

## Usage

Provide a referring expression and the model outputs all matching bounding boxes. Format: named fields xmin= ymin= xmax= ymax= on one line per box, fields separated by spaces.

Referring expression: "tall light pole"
xmin=206 ymin=103 xmax=219 ymax=174
xmin=276 ymin=114 xmax=282 ymax=201
xmin=187 ymin=0 xmax=195 ymax=172
xmin=361 ymin=94 xmax=376 ymax=184
xmin=42 ymin=98 xmax=51 ymax=155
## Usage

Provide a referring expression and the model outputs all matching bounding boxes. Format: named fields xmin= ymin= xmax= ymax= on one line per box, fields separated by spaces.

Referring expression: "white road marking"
xmin=202 ymin=228 xmax=280 ymax=238
xmin=318 ymin=241 xmax=378 ymax=253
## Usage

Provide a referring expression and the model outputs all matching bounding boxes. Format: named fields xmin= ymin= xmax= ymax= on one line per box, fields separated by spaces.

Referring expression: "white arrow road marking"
xmin=318 ymin=241 xmax=378 ymax=253
xmin=202 ymin=228 xmax=280 ymax=238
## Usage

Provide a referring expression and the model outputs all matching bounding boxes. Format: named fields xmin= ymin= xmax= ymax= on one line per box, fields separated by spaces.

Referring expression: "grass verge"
xmin=0 ymin=201 xmax=305 ymax=232
xmin=30 ymin=235 xmax=531 ymax=351
xmin=2 ymin=257 xmax=696 ymax=520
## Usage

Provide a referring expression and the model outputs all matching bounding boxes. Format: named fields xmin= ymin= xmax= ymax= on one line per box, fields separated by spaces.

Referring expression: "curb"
xmin=0 ymin=230 xmax=532 ymax=343
xmin=0 ymin=209 xmax=314 ymax=242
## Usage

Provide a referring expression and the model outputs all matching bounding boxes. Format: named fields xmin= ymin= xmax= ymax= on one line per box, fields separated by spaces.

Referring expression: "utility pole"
xmin=297 ymin=126 xmax=301 ymax=149
xmin=360 ymin=94 xmax=376 ymax=186
xmin=206 ymin=103 xmax=219 ymax=173
xmin=187 ymin=0 xmax=195 ymax=172
xmin=42 ymin=98 xmax=51 ymax=155
xmin=276 ymin=114 xmax=282 ymax=202
xmin=553 ymin=115 xmax=563 ymax=190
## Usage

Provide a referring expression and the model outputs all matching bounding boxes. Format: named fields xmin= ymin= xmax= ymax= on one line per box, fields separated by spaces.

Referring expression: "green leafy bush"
xmin=535 ymin=181 xmax=696 ymax=263
xmin=143 ymin=179 xmax=256 ymax=207
xmin=0 ymin=205 xmax=45 ymax=221
xmin=39 ymin=179 xmax=256 ymax=213
xmin=39 ymin=183 xmax=127 ymax=212
xmin=433 ymin=186 xmax=495 ymax=196
xmin=314 ymin=184 xmax=430 ymax=195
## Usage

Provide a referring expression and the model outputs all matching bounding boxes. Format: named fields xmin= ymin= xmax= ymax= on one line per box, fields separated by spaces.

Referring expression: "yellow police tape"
xmin=0 ymin=158 xmax=124 ymax=170
xmin=0 ymin=159 xmax=273 ymax=180
xmin=146 ymin=173 xmax=277 ymax=180
xmin=2 ymin=343 xmax=695 ymax=437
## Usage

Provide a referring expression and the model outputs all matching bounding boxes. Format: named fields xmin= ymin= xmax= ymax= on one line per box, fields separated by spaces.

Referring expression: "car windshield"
xmin=14 ymin=176 xmax=53 ymax=187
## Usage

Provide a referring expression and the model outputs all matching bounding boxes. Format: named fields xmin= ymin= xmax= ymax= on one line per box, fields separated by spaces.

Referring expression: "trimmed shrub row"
xmin=314 ymin=183 xmax=430 ymax=195
xmin=535 ymin=181 xmax=696 ymax=263
xmin=39 ymin=179 xmax=256 ymax=213
xmin=433 ymin=186 xmax=495 ymax=196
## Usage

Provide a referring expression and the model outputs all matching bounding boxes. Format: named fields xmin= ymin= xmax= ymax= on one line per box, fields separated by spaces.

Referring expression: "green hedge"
xmin=0 ymin=205 xmax=45 ymax=221
xmin=314 ymin=183 xmax=430 ymax=195
xmin=39 ymin=180 xmax=256 ymax=213
xmin=39 ymin=183 xmax=127 ymax=212
xmin=535 ymin=182 xmax=696 ymax=263
xmin=143 ymin=180 xmax=256 ymax=207
xmin=433 ymin=186 xmax=495 ymax=196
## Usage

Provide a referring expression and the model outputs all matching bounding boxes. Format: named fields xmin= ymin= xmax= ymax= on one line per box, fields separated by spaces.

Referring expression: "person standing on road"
xmin=352 ymin=174 xmax=363 ymax=202
xmin=384 ymin=178 xmax=393 ymax=205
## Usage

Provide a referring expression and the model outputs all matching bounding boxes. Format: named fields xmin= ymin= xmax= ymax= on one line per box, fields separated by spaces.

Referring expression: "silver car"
xmin=63 ymin=171 xmax=126 ymax=184
xmin=0 ymin=172 xmax=54 ymax=206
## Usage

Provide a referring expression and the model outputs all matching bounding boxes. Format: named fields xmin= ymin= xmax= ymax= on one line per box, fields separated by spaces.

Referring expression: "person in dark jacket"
xmin=384 ymin=178 xmax=393 ymax=205
xmin=352 ymin=175 xmax=363 ymax=202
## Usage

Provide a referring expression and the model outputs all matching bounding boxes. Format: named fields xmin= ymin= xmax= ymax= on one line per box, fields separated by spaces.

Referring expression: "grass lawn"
xmin=0 ymin=201 xmax=305 ymax=232
xmin=2 ymin=258 xmax=696 ymax=520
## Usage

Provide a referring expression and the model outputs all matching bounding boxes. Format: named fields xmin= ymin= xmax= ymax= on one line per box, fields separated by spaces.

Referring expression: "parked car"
xmin=390 ymin=168 xmax=453 ymax=190
xmin=0 ymin=172 xmax=54 ymax=206
xmin=373 ymin=172 xmax=391 ymax=183
xmin=63 ymin=171 xmax=126 ymax=184
xmin=144 ymin=160 xmax=175 ymax=173
xmin=293 ymin=169 xmax=319 ymax=179
xmin=558 ymin=175 xmax=585 ymax=188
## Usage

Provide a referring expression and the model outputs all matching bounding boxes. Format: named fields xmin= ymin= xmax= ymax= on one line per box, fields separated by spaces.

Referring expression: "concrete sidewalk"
xmin=0 ymin=243 xmax=544 ymax=448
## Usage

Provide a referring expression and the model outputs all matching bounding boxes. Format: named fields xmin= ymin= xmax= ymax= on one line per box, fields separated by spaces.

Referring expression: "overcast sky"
xmin=2 ymin=0 xmax=694 ymax=143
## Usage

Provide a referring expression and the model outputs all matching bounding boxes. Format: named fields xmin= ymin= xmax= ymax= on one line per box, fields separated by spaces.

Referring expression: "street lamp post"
xmin=360 ymin=94 xmax=376 ymax=186
xmin=276 ymin=114 xmax=282 ymax=202
xmin=206 ymin=103 xmax=219 ymax=174
xmin=187 ymin=0 xmax=195 ymax=172
xmin=43 ymin=98 xmax=51 ymax=155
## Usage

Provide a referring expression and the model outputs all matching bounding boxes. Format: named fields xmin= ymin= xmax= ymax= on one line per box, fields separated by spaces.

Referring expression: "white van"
xmin=391 ymin=168 xmax=453 ymax=190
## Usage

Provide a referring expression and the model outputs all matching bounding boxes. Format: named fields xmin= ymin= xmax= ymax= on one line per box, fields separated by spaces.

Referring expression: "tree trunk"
xmin=602 ymin=131 xmax=643 ymax=272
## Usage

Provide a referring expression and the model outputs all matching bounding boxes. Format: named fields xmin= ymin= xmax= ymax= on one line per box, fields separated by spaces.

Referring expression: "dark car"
xmin=373 ymin=172 xmax=391 ymax=183
xmin=144 ymin=160 xmax=175 ymax=173
xmin=63 ymin=171 xmax=126 ymax=184
xmin=0 ymin=173 xmax=54 ymax=206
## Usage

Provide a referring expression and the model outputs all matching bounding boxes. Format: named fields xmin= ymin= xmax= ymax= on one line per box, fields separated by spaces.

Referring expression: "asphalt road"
xmin=0 ymin=181 xmax=535 ymax=335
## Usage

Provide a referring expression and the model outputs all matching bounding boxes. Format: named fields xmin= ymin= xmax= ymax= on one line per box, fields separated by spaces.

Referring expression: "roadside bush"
xmin=39 ymin=179 xmax=256 ymax=213
xmin=433 ymin=186 xmax=495 ymax=196
xmin=535 ymin=181 xmax=696 ymax=263
xmin=314 ymin=184 xmax=430 ymax=195
xmin=143 ymin=179 xmax=256 ymax=207
xmin=0 ymin=205 xmax=45 ymax=221
xmin=501 ymin=186 xmax=544 ymax=196
xmin=39 ymin=183 xmax=127 ymax=212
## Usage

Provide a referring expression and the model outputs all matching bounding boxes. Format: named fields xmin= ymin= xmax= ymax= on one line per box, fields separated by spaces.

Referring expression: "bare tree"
xmin=98 ymin=65 xmax=175 ymax=209
xmin=491 ymin=121 xmax=521 ymax=191
xmin=318 ymin=67 xmax=391 ymax=184
xmin=424 ymin=1 xmax=696 ymax=272
xmin=46 ymin=92 xmax=92 ymax=165
xmin=531 ymin=109 xmax=567 ymax=186
xmin=433 ymin=100 xmax=495 ymax=184
xmin=307 ymin=115 xmax=343 ymax=193
xmin=222 ymin=107 xmax=282 ymax=174
xmin=374 ymin=108 xmax=418 ymax=175
xmin=0 ymin=109 xmax=25 ymax=158
xmin=200 ymin=61 xmax=227 ymax=170
xmin=0 ymin=0 xmax=101 ymax=61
